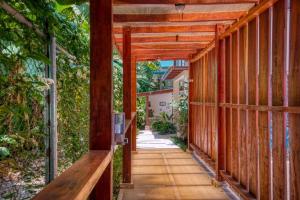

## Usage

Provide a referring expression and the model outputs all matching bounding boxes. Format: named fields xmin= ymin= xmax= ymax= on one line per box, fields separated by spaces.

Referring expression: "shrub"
xmin=113 ymin=146 xmax=122 ymax=200
xmin=151 ymin=112 xmax=176 ymax=134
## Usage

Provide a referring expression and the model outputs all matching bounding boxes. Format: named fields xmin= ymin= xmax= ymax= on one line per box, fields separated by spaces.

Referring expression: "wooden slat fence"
xmin=189 ymin=0 xmax=300 ymax=199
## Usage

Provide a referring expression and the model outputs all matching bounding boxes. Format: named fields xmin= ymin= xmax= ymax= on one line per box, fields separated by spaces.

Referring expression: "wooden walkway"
xmin=120 ymin=148 xmax=231 ymax=200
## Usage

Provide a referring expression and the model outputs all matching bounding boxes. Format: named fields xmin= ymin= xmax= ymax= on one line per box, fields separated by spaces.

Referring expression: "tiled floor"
xmin=120 ymin=131 xmax=231 ymax=200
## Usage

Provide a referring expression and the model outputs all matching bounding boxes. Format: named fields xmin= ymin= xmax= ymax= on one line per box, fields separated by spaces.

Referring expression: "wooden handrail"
xmin=124 ymin=112 xmax=137 ymax=134
xmin=33 ymin=150 xmax=113 ymax=200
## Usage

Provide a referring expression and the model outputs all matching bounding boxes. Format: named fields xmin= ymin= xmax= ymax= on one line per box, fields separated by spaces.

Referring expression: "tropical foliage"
xmin=151 ymin=112 xmax=176 ymax=135
xmin=0 ymin=0 xmax=162 ymax=199
xmin=173 ymin=81 xmax=189 ymax=139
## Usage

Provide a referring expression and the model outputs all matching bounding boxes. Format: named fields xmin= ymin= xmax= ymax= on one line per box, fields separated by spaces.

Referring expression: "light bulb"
xmin=175 ymin=3 xmax=185 ymax=13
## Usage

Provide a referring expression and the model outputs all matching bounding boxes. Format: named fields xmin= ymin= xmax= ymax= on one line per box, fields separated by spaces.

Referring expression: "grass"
xmin=113 ymin=146 xmax=122 ymax=200
xmin=171 ymin=136 xmax=187 ymax=151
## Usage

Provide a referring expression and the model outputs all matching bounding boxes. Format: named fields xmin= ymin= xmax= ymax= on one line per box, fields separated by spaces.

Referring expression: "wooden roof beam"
xmin=115 ymin=35 xmax=213 ymax=43
xmin=114 ymin=11 xmax=246 ymax=22
xmin=133 ymin=49 xmax=197 ymax=55
xmin=113 ymin=25 xmax=216 ymax=34
xmin=136 ymin=55 xmax=189 ymax=61
xmin=121 ymin=43 xmax=206 ymax=49
xmin=113 ymin=0 xmax=258 ymax=4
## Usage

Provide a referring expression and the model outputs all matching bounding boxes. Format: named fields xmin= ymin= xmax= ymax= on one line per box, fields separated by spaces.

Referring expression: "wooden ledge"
xmin=220 ymin=170 xmax=256 ymax=200
xmin=120 ymin=182 xmax=134 ymax=189
xmin=33 ymin=150 xmax=113 ymax=200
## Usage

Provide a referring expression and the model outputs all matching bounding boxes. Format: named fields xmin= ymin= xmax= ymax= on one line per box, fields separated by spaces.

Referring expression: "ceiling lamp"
xmin=175 ymin=3 xmax=185 ymax=13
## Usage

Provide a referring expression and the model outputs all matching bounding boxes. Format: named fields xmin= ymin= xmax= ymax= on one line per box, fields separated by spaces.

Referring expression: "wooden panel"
xmin=231 ymin=31 xmax=239 ymax=180
xmin=225 ymin=36 xmax=232 ymax=173
xmin=272 ymin=1 xmax=286 ymax=199
xmin=289 ymin=0 xmax=300 ymax=199
xmin=211 ymin=48 xmax=217 ymax=161
xmin=90 ymin=0 xmax=113 ymax=199
xmin=33 ymin=151 xmax=112 ymax=200
xmin=239 ymin=25 xmax=248 ymax=188
xmin=247 ymin=18 xmax=258 ymax=196
xmin=217 ymin=38 xmax=226 ymax=179
xmin=189 ymin=48 xmax=217 ymax=167
xmin=258 ymin=9 xmax=271 ymax=200
xmin=188 ymin=63 xmax=194 ymax=149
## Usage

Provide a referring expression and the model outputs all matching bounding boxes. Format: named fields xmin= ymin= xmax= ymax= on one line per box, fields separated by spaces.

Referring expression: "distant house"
xmin=138 ymin=60 xmax=189 ymax=127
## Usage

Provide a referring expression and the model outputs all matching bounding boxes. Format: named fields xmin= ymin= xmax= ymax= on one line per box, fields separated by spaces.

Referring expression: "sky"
xmin=160 ymin=60 xmax=173 ymax=68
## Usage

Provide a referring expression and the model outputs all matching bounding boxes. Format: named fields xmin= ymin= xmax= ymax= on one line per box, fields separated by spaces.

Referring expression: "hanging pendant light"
xmin=175 ymin=3 xmax=185 ymax=13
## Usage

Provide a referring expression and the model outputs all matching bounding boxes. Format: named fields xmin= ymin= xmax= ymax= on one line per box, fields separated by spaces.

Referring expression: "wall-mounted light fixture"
xmin=175 ymin=3 xmax=185 ymax=13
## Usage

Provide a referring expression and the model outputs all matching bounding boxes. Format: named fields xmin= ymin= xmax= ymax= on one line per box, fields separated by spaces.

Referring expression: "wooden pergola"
xmin=33 ymin=0 xmax=300 ymax=199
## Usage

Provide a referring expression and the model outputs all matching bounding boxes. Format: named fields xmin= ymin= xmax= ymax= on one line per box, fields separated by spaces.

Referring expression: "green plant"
xmin=151 ymin=112 xmax=176 ymax=134
xmin=136 ymin=97 xmax=146 ymax=129
xmin=173 ymin=81 xmax=189 ymax=139
xmin=171 ymin=136 xmax=187 ymax=151
xmin=113 ymin=146 xmax=123 ymax=200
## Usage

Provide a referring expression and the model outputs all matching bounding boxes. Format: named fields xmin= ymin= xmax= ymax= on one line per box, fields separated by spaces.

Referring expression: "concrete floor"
xmin=120 ymin=131 xmax=232 ymax=200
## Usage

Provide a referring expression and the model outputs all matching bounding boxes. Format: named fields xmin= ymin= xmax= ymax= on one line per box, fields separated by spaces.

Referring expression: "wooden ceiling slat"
xmin=125 ymin=43 xmax=206 ymax=49
xmin=115 ymin=35 xmax=213 ymax=43
xmin=113 ymin=25 xmax=216 ymax=34
xmin=133 ymin=49 xmax=197 ymax=54
xmin=113 ymin=0 xmax=258 ymax=4
xmin=136 ymin=55 xmax=189 ymax=61
xmin=114 ymin=11 xmax=246 ymax=22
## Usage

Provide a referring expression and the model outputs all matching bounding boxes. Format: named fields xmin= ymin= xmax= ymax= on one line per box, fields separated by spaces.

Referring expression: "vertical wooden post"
xmin=289 ymin=0 xmax=300 ymax=199
xmin=131 ymin=57 xmax=137 ymax=152
xmin=216 ymin=25 xmax=225 ymax=180
xmin=123 ymin=26 xmax=132 ymax=184
xmin=45 ymin=36 xmax=58 ymax=183
xmin=90 ymin=0 xmax=113 ymax=199
xmin=188 ymin=58 xmax=194 ymax=150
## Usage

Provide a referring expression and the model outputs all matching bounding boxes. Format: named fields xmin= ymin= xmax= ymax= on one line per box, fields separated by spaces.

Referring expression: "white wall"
xmin=173 ymin=70 xmax=189 ymax=103
xmin=149 ymin=92 xmax=173 ymax=118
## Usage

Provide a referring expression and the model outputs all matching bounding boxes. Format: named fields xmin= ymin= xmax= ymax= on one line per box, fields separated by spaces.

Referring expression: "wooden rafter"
xmin=115 ymin=35 xmax=213 ymax=43
xmin=114 ymin=11 xmax=246 ymax=22
xmin=136 ymin=54 xmax=189 ymax=61
xmin=113 ymin=25 xmax=216 ymax=34
xmin=113 ymin=0 xmax=258 ymax=4
xmin=124 ymin=43 xmax=206 ymax=49
xmin=132 ymin=49 xmax=197 ymax=55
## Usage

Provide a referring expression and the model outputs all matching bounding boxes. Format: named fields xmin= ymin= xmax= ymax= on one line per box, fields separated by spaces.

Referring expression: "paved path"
xmin=120 ymin=130 xmax=232 ymax=200
xmin=137 ymin=130 xmax=178 ymax=149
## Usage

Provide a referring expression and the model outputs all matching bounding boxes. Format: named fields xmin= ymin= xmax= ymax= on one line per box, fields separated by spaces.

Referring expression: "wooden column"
xmin=131 ymin=58 xmax=137 ymax=151
xmin=188 ymin=60 xmax=194 ymax=150
xmin=145 ymin=95 xmax=150 ymax=127
xmin=90 ymin=0 xmax=113 ymax=199
xmin=122 ymin=26 xmax=132 ymax=184
xmin=216 ymin=25 xmax=225 ymax=180
xmin=289 ymin=0 xmax=300 ymax=199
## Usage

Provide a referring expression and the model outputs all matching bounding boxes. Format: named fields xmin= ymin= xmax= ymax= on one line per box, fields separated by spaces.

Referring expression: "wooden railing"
xmin=33 ymin=150 xmax=113 ymax=200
